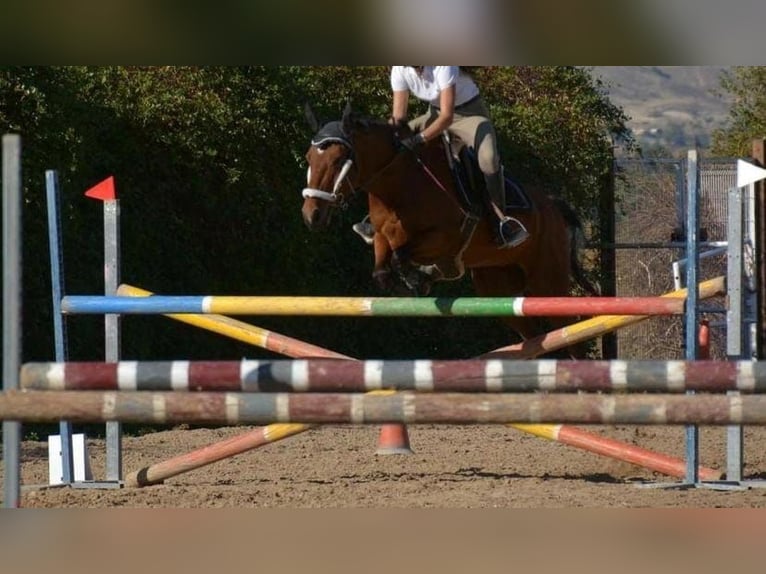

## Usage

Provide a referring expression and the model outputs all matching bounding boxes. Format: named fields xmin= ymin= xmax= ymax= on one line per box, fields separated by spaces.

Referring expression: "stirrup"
xmin=352 ymin=219 xmax=375 ymax=245
xmin=496 ymin=216 xmax=529 ymax=249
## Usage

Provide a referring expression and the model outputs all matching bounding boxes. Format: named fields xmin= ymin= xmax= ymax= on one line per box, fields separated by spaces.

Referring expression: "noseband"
xmin=302 ymin=122 xmax=356 ymax=208
xmin=302 ymin=154 xmax=355 ymax=207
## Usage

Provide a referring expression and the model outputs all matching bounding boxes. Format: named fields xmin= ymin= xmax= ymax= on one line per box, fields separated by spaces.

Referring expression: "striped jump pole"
xmin=57 ymin=290 xmax=691 ymax=317
xmin=20 ymin=358 xmax=766 ymax=394
xmin=3 ymin=390 xmax=766 ymax=426
xmin=114 ymin=286 xmax=349 ymax=487
xmin=113 ymin=286 xmax=357 ymax=360
xmin=510 ymin=423 xmax=722 ymax=481
xmin=115 ymin=285 xmax=722 ymax=485
xmin=116 ymin=285 xmax=409 ymax=487
xmin=483 ymin=276 xmax=726 ymax=359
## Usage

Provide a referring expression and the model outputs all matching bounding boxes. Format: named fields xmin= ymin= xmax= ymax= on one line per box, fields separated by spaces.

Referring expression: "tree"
xmin=471 ymin=66 xmax=634 ymax=213
xmin=1 ymin=66 xmax=632 ymax=365
xmin=711 ymin=66 xmax=766 ymax=157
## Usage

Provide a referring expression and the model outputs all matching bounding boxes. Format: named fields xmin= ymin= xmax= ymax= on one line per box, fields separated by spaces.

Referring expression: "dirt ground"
xmin=7 ymin=422 xmax=766 ymax=508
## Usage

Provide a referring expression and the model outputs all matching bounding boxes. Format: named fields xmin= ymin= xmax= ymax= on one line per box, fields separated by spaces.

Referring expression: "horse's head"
xmin=301 ymin=102 xmax=401 ymax=231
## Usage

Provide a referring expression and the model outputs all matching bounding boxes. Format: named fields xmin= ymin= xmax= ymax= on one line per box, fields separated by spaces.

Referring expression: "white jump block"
xmin=48 ymin=433 xmax=93 ymax=485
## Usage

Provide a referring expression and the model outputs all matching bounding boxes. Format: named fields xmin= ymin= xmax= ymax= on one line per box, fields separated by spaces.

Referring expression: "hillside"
xmin=589 ymin=66 xmax=732 ymax=152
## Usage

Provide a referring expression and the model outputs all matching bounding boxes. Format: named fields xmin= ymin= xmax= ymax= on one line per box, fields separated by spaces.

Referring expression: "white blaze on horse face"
xmin=306 ymin=166 xmax=311 ymax=186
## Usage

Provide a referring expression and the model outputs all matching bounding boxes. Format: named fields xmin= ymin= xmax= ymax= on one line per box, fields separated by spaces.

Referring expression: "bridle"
xmin=301 ymin=132 xmax=356 ymax=209
xmin=301 ymin=121 xmax=456 ymax=210
xmin=301 ymin=126 xmax=404 ymax=210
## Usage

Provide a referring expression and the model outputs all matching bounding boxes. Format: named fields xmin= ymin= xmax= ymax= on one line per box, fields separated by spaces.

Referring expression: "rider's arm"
xmin=392 ymin=89 xmax=409 ymax=124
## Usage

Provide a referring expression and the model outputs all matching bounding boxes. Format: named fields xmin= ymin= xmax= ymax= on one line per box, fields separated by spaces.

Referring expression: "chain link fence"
xmin=611 ymin=157 xmax=735 ymax=359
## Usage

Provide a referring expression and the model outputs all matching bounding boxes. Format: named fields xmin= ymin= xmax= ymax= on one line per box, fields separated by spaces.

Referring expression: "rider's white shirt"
xmin=390 ymin=66 xmax=480 ymax=108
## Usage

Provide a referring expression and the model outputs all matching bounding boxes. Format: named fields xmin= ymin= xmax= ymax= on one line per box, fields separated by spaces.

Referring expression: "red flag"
xmin=84 ymin=176 xmax=116 ymax=201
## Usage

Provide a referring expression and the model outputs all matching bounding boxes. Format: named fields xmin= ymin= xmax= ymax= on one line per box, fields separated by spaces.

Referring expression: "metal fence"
xmin=611 ymin=156 xmax=735 ymax=359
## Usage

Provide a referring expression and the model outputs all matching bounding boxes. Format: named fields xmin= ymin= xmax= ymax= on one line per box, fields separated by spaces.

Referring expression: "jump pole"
xmin=3 ymin=390 xmax=766 ymax=426
xmin=114 ymin=285 xmax=720 ymax=484
xmin=117 ymin=285 xmax=357 ymax=360
xmin=482 ymin=276 xmax=726 ymax=359
xmin=477 ymin=276 xmax=725 ymax=481
xmin=63 ymin=293 xmax=690 ymax=317
xmin=21 ymin=358 xmax=766 ymax=394
xmin=115 ymin=285 xmax=409 ymax=486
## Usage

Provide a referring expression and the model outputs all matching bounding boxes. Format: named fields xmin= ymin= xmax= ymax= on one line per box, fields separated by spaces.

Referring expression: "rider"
xmin=352 ymin=65 xmax=529 ymax=249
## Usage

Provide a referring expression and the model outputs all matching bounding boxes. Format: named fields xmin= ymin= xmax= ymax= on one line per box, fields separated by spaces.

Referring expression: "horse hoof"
xmin=372 ymin=270 xmax=395 ymax=293
xmin=400 ymin=272 xmax=425 ymax=294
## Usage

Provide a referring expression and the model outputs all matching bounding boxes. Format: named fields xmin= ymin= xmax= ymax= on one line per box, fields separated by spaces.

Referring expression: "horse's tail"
xmin=553 ymin=198 xmax=601 ymax=296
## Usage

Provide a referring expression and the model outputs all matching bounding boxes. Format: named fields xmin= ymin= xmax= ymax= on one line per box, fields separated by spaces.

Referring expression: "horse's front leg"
xmin=370 ymin=219 xmax=415 ymax=295
xmin=390 ymin=245 xmax=435 ymax=296
xmin=371 ymin=232 xmax=398 ymax=293
xmin=372 ymin=219 xmax=432 ymax=295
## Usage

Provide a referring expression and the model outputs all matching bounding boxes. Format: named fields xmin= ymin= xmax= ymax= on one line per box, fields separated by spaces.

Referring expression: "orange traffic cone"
xmin=698 ymin=320 xmax=710 ymax=360
xmin=376 ymin=424 xmax=413 ymax=455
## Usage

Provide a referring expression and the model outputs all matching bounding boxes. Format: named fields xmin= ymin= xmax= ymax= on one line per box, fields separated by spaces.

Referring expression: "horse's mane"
xmin=313 ymin=112 xmax=418 ymax=156
xmin=346 ymin=113 xmax=404 ymax=135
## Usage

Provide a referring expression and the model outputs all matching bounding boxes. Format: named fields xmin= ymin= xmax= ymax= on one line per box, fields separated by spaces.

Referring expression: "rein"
xmin=301 ymin=139 xmax=404 ymax=208
xmin=302 ymin=124 xmax=467 ymax=216
xmin=400 ymin=143 xmax=470 ymax=215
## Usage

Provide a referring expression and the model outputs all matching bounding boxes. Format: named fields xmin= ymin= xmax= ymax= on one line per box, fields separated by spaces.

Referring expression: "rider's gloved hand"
xmin=400 ymin=132 xmax=426 ymax=152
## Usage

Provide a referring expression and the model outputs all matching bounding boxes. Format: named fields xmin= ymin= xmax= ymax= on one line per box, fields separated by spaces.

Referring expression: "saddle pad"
xmin=451 ymin=143 xmax=532 ymax=213
xmin=504 ymin=176 xmax=532 ymax=211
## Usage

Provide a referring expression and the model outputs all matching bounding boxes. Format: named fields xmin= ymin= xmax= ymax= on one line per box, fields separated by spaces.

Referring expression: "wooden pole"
xmin=21 ymin=358 xmax=766 ymax=394
xmin=482 ymin=276 xmax=725 ymax=358
xmin=2 ymin=390 xmax=766 ymax=425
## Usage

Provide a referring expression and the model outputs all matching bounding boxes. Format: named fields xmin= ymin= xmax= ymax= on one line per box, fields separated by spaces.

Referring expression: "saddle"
xmin=441 ymin=133 xmax=532 ymax=216
xmin=393 ymin=134 xmax=535 ymax=282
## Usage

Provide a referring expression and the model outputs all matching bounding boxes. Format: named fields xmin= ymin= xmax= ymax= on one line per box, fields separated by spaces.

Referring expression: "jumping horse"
xmin=300 ymin=103 xmax=599 ymax=358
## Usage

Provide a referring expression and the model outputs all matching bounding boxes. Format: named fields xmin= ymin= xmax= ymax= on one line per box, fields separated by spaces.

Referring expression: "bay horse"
xmin=300 ymin=103 xmax=598 ymax=358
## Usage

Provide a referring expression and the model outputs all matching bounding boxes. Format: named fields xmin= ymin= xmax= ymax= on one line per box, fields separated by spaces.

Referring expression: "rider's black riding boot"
xmin=485 ymin=169 xmax=529 ymax=249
